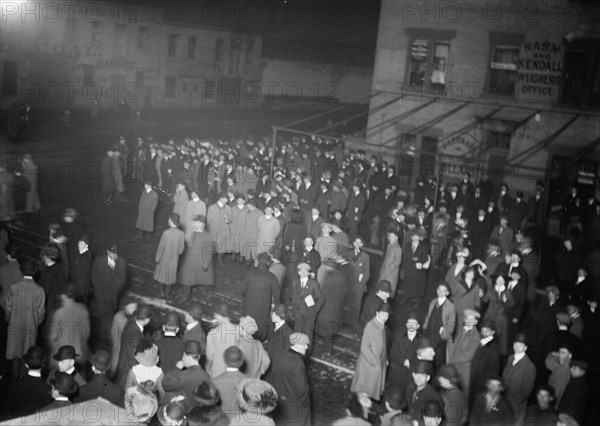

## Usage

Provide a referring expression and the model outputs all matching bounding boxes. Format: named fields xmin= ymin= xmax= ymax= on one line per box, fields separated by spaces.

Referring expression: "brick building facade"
xmin=0 ymin=1 xmax=262 ymax=110
xmin=366 ymin=0 xmax=600 ymax=210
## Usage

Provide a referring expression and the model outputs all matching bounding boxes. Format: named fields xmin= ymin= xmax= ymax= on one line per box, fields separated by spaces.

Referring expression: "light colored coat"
xmin=231 ymin=205 xmax=249 ymax=254
xmin=257 ymin=215 xmax=281 ymax=255
xmin=153 ymin=227 xmax=185 ymax=285
xmin=351 ymin=317 xmax=387 ymax=400
xmin=5 ymin=278 xmax=46 ymax=359
xmin=206 ymin=319 xmax=241 ymax=378
xmin=207 ymin=202 xmax=232 ymax=253
xmin=237 ymin=336 xmax=271 ymax=379
xmin=379 ymin=240 xmax=402 ymax=294
xmin=46 ymin=300 xmax=91 ymax=371
xmin=447 ymin=326 xmax=480 ymax=395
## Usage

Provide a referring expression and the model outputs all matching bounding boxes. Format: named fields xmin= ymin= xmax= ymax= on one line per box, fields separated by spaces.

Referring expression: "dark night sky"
xmin=139 ymin=0 xmax=381 ymax=44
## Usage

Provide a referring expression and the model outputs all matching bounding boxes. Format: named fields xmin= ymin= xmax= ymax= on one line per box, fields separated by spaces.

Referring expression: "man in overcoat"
xmin=351 ymin=302 xmax=390 ymax=401
xmin=379 ymin=229 xmax=402 ymax=295
xmin=178 ymin=215 xmax=216 ymax=298
xmin=241 ymin=253 xmax=280 ymax=342
xmin=76 ymin=349 xmax=124 ymax=407
xmin=134 ymin=181 xmax=159 ymax=240
xmin=267 ymin=333 xmax=312 ymax=426
xmin=502 ymin=333 xmax=536 ymax=426
xmin=115 ymin=304 xmax=152 ymax=388
xmin=89 ymin=243 xmax=127 ymax=352
xmin=153 ymin=213 xmax=185 ymax=298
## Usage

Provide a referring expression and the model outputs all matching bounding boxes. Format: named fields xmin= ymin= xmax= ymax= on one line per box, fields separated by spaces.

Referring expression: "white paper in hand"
xmin=304 ymin=294 xmax=315 ymax=307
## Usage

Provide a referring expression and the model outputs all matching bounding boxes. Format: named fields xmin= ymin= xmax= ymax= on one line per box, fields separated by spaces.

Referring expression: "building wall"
xmin=0 ymin=1 xmax=261 ymax=110
xmin=261 ymin=59 xmax=372 ymax=104
xmin=367 ymin=0 xmax=600 ymax=195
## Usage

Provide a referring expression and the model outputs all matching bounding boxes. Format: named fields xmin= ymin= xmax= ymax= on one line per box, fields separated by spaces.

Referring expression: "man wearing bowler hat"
xmin=403 ymin=360 xmax=443 ymax=426
xmin=7 ymin=346 xmax=53 ymax=417
xmin=44 ymin=372 xmax=78 ymax=410
xmin=267 ymin=332 xmax=311 ymax=426
xmin=162 ymin=340 xmax=210 ymax=410
xmin=76 ymin=349 xmax=124 ymax=407
xmin=502 ymin=333 xmax=536 ymax=426
xmin=47 ymin=345 xmax=87 ymax=389
xmin=291 ymin=262 xmax=324 ymax=350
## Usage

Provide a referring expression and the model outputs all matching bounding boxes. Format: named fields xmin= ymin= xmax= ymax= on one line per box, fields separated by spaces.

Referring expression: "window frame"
xmin=559 ymin=38 xmax=600 ymax=108
xmin=404 ymin=28 xmax=455 ymax=91
xmin=485 ymin=33 xmax=524 ymax=100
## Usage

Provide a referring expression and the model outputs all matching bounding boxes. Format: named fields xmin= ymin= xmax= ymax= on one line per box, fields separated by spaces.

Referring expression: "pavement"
xmin=2 ymin=115 xmax=442 ymax=425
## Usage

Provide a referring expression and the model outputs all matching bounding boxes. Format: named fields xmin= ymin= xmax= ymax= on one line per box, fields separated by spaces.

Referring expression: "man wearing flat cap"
xmin=502 ymin=333 xmax=536 ymax=425
xmin=267 ymin=332 xmax=311 ymax=426
xmin=447 ymin=309 xmax=481 ymax=396
xmin=89 ymin=242 xmax=127 ymax=351
xmin=291 ymin=262 xmax=324 ymax=350
xmin=76 ymin=349 xmax=125 ymax=407
xmin=162 ymin=340 xmax=210 ymax=410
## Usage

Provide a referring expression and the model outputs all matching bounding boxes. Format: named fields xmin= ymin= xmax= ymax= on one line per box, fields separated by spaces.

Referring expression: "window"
xmin=138 ymin=26 xmax=148 ymax=49
xmin=136 ymin=71 xmax=145 ymax=88
xmin=561 ymin=40 xmax=600 ymax=107
xmin=204 ymin=80 xmax=216 ymax=101
xmin=486 ymin=130 xmax=511 ymax=151
xmin=188 ymin=36 xmax=197 ymax=59
xmin=114 ymin=24 xmax=126 ymax=56
xmin=215 ymin=39 xmax=224 ymax=62
xmin=489 ymin=45 xmax=520 ymax=96
xmin=407 ymin=38 xmax=450 ymax=88
xmin=168 ymin=34 xmax=178 ymax=57
xmin=165 ymin=76 xmax=177 ymax=98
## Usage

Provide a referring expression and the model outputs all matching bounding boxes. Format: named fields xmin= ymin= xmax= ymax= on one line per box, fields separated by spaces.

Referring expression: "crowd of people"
xmin=0 ymin=131 xmax=599 ymax=426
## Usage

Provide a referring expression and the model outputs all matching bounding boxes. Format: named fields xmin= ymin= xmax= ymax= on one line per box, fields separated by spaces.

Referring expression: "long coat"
xmin=207 ymin=202 xmax=232 ymax=253
xmin=184 ymin=199 xmax=207 ymax=245
xmin=447 ymin=326 xmax=480 ymax=396
xmin=22 ymin=161 xmax=41 ymax=213
xmin=502 ymin=354 xmax=536 ymax=422
xmin=351 ymin=317 xmax=387 ymax=400
xmin=178 ymin=230 xmax=216 ymax=286
xmin=241 ymin=207 xmax=263 ymax=260
xmin=316 ymin=264 xmax=350 ymax=339
xmin=46 ymin=300 xmax=91 ymax=370
xmin=115 ymin=319 xmax=144 ymax=388
xmin=5 ymin=277 xmax=45 ymax=359
xmin=0 ymin=260 xmax=23 ymax=306
xmin=482 ymin=288 xmax=514 ymax=356
xmin=241 ymin=265 xmax=280 ymax=342
xmin=237 ymin=336 xmax=271 ymax=379
xmin=469 ymin=339 xmax=500 ymax=402
xmin=268 ymin=349 xmax=311 ymax=426
xmin=231 ymin=205 xmax=249 ymax=253
xmin=379 ymin=240 xmax=402 ymax=294
xmin=153 ymin=227 xmax=185 ymax=285
xmin=453 ymin=279 xmax=482 ymax=328
xmin=401 ymin=241 xmax=429 ymax=299
xmin=89 ymin=256 xmax=127 ymax=317
xmin=264 ymin=322 xmax=294 ymax=379
xmin=70 ymin=250 xmax=93 ymax=301
xmin=136 ymin=189 xmax=159 ymax=232
xmin=205 ymin=319 xmax=241 ymax=378
xmin=172 ymin=189 xmax=189 ymax=221
xmin=257 ymin=215 xmax=281 ymax=255
xmin=37 ymin=263 xmax=67 ymax=320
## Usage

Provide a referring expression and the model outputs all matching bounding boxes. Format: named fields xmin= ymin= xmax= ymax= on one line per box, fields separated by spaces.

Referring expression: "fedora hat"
xmin=53 ymin=345 xmax=79 ymax=361
xmin=236 ymin=379 xmax=278 ymax=415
